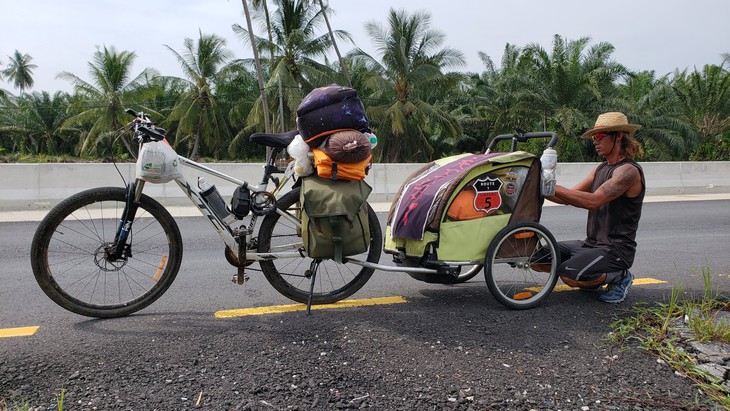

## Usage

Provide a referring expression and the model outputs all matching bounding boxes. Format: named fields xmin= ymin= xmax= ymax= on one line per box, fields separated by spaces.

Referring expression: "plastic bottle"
xmin=198 ymin=177 xmax=237 ymax=225
xmin=365 ymin=132 xmax=378 ymax=149
xmin=540 ymin=148 xmax=557 ymax=196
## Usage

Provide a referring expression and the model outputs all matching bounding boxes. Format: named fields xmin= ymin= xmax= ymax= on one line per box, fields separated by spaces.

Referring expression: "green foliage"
xmin=163 ymin=32 xmax=233 ymax=159
xmin=2 ymin=50 xmax=37 ymax=92
xmin=610 ymin=268 xmax=730 ymax=408
xmin=350 ymin=8 xmax=465 ymax=162
xmin=57 ymin=45 xmax=159 ymax=157
xmin=689 ymin=134 xmax=730 ymax=160
xmin=1 ymin=3 xmax=728 ymax=163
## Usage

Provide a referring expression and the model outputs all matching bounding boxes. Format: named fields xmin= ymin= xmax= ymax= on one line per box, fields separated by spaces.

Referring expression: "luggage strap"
xmin=329 ymin=216 xmax=343 ymax=263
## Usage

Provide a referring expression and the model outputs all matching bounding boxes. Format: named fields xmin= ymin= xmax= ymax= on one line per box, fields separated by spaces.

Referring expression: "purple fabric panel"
xmin=392 ymin=153 xmax=502 ymax=240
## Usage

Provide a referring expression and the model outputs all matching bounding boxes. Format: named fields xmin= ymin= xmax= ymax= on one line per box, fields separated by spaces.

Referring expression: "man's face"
xmin=592 ymin=132 xmax=619 ymax=156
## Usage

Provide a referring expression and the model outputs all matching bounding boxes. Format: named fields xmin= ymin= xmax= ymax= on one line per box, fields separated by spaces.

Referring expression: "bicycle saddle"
xmin=249 ymin=130 xmax=299 ymax=148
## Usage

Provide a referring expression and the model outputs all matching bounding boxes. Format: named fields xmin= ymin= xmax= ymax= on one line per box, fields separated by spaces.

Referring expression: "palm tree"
xmin=671 ymin=64 xmax=730 ymax=159
xmin=58 ymin=46 xmax=157 ymax=156
xmin=219 ymin=62 xmax=265 ymax=158
xmin=0 ymin=91 xmax=74 ymax=155
xmin=309 ymin=0 xmax=351 ymax=86
xmin=521 ymin=35 xmax=629 ymax=160
xmin=164 ymin=32 xmax=233 ymax=159
xmin=468 ymin=45 xmax=542 ymax=145
xmin=611 ymin=71 xmax=697 ymax=160
xmin=234 ymin=0 xmax=350 ymax=132
xmin=240 ymin=0 xmax=272 ymax=134
xmin=250 ymin=0 xmax=286 ymax=133
xmin=2 ymin=50 xmax=37 ymax=93
xmin=351 ymin=8 xmax=466 ymax=162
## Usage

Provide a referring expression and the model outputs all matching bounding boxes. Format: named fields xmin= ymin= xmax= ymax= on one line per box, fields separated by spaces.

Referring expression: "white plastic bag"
xmin=287 ymin=134 xmax=314 ymax=177
xmin=135 ymin=139 xmax=183 ymax=183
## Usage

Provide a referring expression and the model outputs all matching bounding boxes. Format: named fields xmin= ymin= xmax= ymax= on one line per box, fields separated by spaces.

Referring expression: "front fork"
xmin=108 ymin=180 xmax=145 ymax=261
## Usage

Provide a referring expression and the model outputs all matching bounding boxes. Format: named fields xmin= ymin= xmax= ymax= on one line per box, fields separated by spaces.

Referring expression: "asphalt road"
xmin=1 ymin=199 xmax=730 ymax=409
xmin=3 ymin=199 xmax=729 ymax=324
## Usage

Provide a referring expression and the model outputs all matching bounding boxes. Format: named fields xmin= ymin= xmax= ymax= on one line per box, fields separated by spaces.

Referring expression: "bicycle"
xmin=30 ymin=110 xmax=383 ymax=318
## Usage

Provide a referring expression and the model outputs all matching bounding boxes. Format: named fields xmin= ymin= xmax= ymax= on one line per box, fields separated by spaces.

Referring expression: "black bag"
xmin=300 ymin=176 xmax=372 ymax=263
xmin=296 ymin=84 xmax=370 ymax=148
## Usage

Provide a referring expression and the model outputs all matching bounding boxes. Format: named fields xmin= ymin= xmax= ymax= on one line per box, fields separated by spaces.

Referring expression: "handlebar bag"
xmin=135 ymin=139 xmax=183 ymax=183
xmin=296 ymin=84 xmax=370 ymax=148
xmin=300 ymin=176 xmax=372 ymax=263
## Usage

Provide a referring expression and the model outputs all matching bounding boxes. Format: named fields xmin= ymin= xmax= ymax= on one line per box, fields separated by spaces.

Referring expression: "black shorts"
xmin=556 ymin=240 xmax=629 ymax=284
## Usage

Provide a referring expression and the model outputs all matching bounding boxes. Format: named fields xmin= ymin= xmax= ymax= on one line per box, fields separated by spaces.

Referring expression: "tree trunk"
xmin=241 ymin=0 xmax=271 ymax=134
xmin=318 ymin=0 xmax=351 ymax=87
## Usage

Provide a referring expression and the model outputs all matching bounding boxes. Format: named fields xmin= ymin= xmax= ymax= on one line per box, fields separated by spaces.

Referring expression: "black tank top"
xmin=585 ymin=159 xmax=645 ymax=266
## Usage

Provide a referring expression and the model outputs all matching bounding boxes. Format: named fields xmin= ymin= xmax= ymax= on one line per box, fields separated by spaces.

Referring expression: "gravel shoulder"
xmin=1 ymin=286 xmax=710 ymax=410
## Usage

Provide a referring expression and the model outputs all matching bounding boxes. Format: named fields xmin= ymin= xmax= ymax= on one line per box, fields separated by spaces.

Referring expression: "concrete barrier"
xmin=1 ymin=161 xmax=728 ymax=211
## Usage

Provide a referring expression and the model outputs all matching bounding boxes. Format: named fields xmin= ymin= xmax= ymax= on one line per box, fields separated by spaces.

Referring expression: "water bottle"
xmin=365 ymin=132 xmax=378 ymax=149
xmin=198 ymin=177 xmax=237 ymax=225
xmin=540 ymin=148 xmax=557 ymax=196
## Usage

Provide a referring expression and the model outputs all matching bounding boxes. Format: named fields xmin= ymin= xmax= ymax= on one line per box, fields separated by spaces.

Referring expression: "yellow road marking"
xmin=0 ymin=326 xmax=40 ymax=338
xmin=215 ymin=296 xmax=407 ymax=318
xmin=553 ymin=277 xmax=666 ymax=292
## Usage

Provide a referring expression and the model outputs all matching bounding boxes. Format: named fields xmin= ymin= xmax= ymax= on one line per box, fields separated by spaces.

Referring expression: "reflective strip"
xmin=575 ymin=255 xmax=604 ymax=281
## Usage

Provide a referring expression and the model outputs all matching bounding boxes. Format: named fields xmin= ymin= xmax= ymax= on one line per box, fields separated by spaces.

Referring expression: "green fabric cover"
xmin=300 ymin=177 xmax=371 ymax=262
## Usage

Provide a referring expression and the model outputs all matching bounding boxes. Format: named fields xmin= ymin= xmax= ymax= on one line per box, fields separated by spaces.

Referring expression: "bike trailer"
xmin=384 ymin=150 xmax=542 ymax=264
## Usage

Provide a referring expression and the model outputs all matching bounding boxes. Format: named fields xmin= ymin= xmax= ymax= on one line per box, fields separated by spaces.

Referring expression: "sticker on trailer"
xmin=473 ymin=177 xmax=503 ymax=213
xmin=505 ymin=182 xmax=517 ymax=197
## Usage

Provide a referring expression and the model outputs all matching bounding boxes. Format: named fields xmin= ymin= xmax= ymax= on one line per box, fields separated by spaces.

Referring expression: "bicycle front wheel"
xmin=484 ymin=221 xmax=559 ymax=310
xmin=257 ymin=187 xmax=382 ymax=304
xmin=30 ymin=187 xmax=183 ymax=318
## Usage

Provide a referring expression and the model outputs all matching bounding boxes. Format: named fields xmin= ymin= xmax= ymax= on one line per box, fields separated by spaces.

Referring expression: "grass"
xmin=610 ymin=267 xmax=730 ymax=408
xmin=0 ymin=388 xmax=65 ymax=411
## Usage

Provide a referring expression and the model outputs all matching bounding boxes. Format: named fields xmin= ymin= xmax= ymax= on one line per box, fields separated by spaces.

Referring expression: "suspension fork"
xmin=108 ymin=180 xmax=145 ymax=260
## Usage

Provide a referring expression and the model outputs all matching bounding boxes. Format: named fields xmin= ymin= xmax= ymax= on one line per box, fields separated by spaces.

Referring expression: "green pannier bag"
xmin=300 ymin=176 xmax=372 ymax=263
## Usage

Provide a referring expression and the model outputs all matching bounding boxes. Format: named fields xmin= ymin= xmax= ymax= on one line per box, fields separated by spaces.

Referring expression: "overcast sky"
xmin=2 ymin=0 xmax=729 ymax=94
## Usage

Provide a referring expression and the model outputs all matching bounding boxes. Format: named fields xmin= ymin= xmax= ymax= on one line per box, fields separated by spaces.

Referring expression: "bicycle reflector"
xmin=513 ymin=291 xmax=534 ymax=300
xmin=514 ymin=231 xmax=535 ymax=239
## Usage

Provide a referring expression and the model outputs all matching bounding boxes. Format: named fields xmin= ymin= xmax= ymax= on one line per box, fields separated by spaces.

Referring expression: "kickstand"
xmin=306 ymin=259 xmax=321 ymax=315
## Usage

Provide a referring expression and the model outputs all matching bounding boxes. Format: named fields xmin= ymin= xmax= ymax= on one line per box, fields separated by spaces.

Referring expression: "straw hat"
xmin=581 ymin=112 xmax=641 ymax=138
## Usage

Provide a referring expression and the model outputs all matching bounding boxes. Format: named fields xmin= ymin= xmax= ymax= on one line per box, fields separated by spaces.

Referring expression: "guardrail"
xmin=1 ymin=161 xmax=729 ymax=211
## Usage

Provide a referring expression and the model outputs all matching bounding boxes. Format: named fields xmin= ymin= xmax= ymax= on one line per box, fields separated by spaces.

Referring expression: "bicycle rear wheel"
xmin=257 ymin=187 xmax=382 ymax=304
xmin=30 ymin=187 xmax=183 ymax=318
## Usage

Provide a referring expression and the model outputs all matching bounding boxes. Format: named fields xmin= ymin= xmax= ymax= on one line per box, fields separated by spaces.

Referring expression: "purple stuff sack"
xmin=296 ymin=84 xmax=370 ymax=148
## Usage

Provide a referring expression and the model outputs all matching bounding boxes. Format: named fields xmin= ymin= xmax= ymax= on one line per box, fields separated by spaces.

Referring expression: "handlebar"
xmin=486 ymin=131 xmax=558 ymax=153
xmin=125 ymin=108 xmax=167 ymax=142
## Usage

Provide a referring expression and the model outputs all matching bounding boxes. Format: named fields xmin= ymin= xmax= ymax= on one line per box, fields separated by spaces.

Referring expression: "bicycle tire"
xmin=406 ymin=264 xmax=482 ymax=284
xmin=30 ymin=187 xmax=183 ymax=318
xmin=484 ymin=221 xmax=559 ymax=310
xmin=257 ymin=187 xmax=382 ymax=304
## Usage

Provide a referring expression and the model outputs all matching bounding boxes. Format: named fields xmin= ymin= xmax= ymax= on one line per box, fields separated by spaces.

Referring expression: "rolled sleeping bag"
xmin=321 ymin=130 xmax=372 ymax=163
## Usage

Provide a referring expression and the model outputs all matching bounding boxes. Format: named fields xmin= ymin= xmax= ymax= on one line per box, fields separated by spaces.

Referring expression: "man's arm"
xmin=549 ymin=163 xmax=641 ymax=210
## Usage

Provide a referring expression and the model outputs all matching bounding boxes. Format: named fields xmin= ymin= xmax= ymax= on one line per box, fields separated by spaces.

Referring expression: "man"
xmin=547 ymin=112 xmax=645 ymax=303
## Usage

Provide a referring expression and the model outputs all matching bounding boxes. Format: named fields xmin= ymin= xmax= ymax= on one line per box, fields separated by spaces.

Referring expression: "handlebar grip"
xmin=487 ymin=131 xmax=558 ymax=152
xmin=139 ymin=124 xmax=166 ymax=140
xmin=125 ymin=108 xmax=138 ymax=117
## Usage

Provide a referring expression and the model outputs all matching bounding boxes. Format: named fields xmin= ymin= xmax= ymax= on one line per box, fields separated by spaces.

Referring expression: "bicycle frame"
xmin=120 ymin=148 xmax=304 ymax=266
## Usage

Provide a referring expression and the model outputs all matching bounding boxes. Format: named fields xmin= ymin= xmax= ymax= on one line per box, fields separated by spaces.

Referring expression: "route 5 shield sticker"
xmin=473 ymin=176 xmax=503 ymax=213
